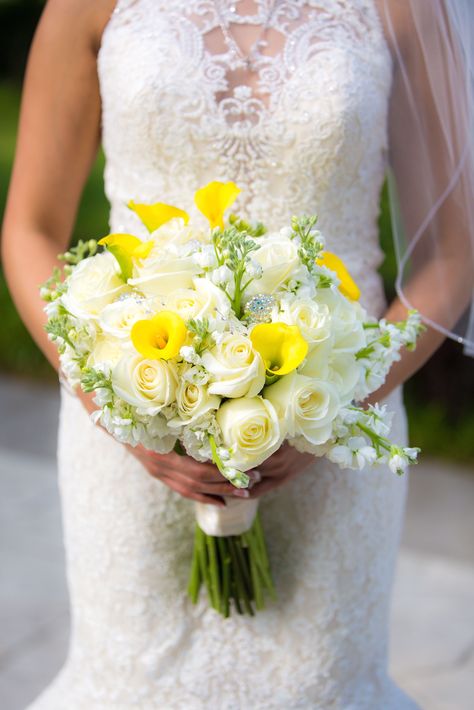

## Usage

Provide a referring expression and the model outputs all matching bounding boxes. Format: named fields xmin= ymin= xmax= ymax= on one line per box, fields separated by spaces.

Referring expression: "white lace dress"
xmin=28 ymin=1 xmax=420 ymax=708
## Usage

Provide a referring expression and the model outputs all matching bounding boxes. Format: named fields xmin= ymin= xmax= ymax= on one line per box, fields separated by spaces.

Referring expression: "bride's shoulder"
xmin=41 ymin=0 xmax=118 ymax=54
xmin=375 ymin=0 xmax=432 ymax=59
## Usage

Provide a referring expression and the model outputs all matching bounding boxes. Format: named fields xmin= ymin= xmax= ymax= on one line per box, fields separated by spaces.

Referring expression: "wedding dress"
xmin=28 ymin=1 xmax=420 ymax=708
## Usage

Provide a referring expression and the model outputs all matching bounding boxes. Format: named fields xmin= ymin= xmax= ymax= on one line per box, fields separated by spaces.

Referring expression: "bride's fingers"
xmin=135 ymin=449 xmax=222 ymax=481
xmin=248 ymin=474 xmax=292 ymax=499
xmin=161 ymin=468 xmax=238 ymax=497
xmin=158 ymin=474 xmax=226 ymax=507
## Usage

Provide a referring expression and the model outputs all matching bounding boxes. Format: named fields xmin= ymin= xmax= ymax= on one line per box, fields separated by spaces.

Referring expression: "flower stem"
xmin=187 ymin=513 xmax=275 ymax=616
xmin=206 ymin=534 xmax=221 ymax=611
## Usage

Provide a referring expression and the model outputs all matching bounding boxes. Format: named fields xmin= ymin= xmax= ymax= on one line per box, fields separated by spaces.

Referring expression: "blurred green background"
xmin=1 ymin=0 xmax=473 ymax=462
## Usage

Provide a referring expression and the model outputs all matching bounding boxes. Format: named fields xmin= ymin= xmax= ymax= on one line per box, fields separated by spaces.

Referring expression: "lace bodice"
xmin=98 ymin=0 xmax=392 ymax=314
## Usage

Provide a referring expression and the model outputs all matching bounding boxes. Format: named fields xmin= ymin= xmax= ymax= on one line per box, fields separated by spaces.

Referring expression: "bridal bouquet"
xmin=41 ymin=181 xmax=422 ymax=617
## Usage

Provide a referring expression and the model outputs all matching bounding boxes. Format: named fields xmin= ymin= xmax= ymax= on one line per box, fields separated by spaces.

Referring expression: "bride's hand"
xmin=247 ymin=444 xmax=315 ymax=499
xmin=130 ymin=446 xmax=240 ymax=507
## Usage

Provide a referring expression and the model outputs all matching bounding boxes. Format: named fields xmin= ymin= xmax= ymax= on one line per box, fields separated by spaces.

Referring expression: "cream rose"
xmin=279 ymin=297 xmax=332 ymax=347
xmin=328 ymin=353 xmax=363 ymax=404
xmin=169 ymin=379 xmax=220 ymax=428
xmin=245 ymin=234 xmax=300 ymax=295
xmin=87 ymin=334 xmax=124 ymax=369
xmin=216 ymin=396 xmax=284 ymax=471
xmin=201 ymin=334 xmax=265 ymax=398
xmin=112 ymin=354 xmax=178 ymax=414
xmin=264 ymin=372 xmax=340 ymax=445
xmin=129 ymin=253 xmax=202 ymax=297
xmin=62 ymin=253 xmax=125 ymax=319
xmin=99 ymin=297 xmax=152 ymax=339
xmin=165 ymin=277 xmax=230 ymax=321
xmin=317 ymin=289 xmax=366 ymax=353
xmin=150 ymin=220 xmax=207 ymax=249
xmin=299 ymin=340 xmax=332 ymax=380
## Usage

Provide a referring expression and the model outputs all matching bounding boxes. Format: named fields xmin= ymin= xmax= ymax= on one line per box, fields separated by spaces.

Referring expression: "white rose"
xmin=129 ymin=252 xmax=202 ymax=297
xmin=149 ymin=220 xmax=208 ymax=249
xmin=87 ymin=334 xmax=125 ymax=369
xmin=112 ymin=354 xmax=178 ymax=414
xmin=328 ymin=353 xmax=363 ymax=404
xmin=62 ymin=253 xmax=125 ymax=319
xmin=264 ymin=371 xmax=340 ymax=446
xmin=165 ymin=277 xmax=230 ymax=321
xmin=201 ymin=333 xmax=265 ymax=398
xmin=99 ymin=297 xmax=152 ymax=339
xmin=299 ymin=340 xmax=332 ymax=379
xmin=318 ymin=288 xmax=366 ymax=353
xmin=169 ymin=377 xmax=220 ymax=428
xmin=245 ymin=235 xmax=300 ymax=295
xmin=216 ymin=396 xmax=284 ymax=471
xmin=279 ymin=297 xmax=332 ymax=347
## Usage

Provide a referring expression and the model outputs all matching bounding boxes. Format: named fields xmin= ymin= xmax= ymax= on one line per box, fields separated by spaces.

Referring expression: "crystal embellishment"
xmin=244 ymin=294 xmax=276 ymax=323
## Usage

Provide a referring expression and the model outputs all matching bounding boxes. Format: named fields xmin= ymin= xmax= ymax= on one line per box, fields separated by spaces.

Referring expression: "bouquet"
xmin=42 ymin=181 xmax=423 ymax=617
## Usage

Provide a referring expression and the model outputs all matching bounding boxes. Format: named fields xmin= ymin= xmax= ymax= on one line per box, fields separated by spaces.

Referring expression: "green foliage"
xmin=80 ymin=368 xmax=112 ymax=394
xmin=187 ymin=317 xmax=213 ymax=354
xmin=59 ymin=239 xmax=98 ymax=266
xmin=212 ymin=225 xmax=261 ymax=317
xmin=290 ymin=214 xmax=324 ymax=273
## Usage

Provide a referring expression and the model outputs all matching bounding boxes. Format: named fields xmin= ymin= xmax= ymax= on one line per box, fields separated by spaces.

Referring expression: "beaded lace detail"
xmin=26 ymin=3 xmax=420 ymax=709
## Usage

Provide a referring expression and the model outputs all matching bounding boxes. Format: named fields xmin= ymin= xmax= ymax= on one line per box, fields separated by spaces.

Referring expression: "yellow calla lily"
xmin=316 ymin=251 xmax=361 ymax=301
xmin=98 ymin=233 xmax=154 ymax=281
xmin=250 ymin=322 xmax=308 ymax=376
xmin=194 ymin=181 xmax=241 ymax=230
xmin=128 ymin=200 xmax=189 ymax=232
xmin=131 ymin=311 xmax=187 ymax=360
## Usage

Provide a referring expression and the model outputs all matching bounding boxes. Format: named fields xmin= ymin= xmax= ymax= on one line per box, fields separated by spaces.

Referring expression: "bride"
xmin=2 ymin=1 xmax=473 ymax=708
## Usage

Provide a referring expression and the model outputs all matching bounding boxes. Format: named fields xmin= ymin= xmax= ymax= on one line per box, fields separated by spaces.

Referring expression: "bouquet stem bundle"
xmin=188 ymin=514 xmax=276 ymax=617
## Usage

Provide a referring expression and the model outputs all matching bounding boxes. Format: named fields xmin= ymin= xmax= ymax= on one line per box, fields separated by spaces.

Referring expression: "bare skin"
xmin=1 ymin=0 xmax=465 ymax=505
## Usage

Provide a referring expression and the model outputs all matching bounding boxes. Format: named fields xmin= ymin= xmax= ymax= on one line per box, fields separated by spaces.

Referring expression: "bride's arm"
xmin=1 ymin=0 xmax=244 ymax=506
xmin=367 ymin=2 xmax=474 ymax=404
xmin=1 ymin=0 xmax=113 ymax=369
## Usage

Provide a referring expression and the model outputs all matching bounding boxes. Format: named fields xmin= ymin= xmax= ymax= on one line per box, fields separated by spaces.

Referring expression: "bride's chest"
xmin=98 ymin=1 xmax=392 ymax=167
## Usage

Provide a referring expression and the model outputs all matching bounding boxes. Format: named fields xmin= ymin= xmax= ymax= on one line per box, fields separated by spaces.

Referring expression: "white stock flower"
xmin=245 ymin=234 xmax=300 ymax=295
xmin=62 ymin=253 xmax=126 ymax=319
xmin=388 ymin=453 xmax=409 ymax=475
xmin=112 ymin=354 xmax=178 ymax=414
xmin=201 ymin=334 xmax=265 ymax=398
xmin=192 ymin=245 xmax=218 ymax=269
xmin=180 ymin=345 xmax=201 ymax=365
xmin=264 ymin=371 xmax=340 ymax=446
xmin=181 ymin=427 xmax=213 ymax=462
xmin=279 ymin=297 xmax=332 ymax=347
xmin=216 ymin=396 xmax=284 ymax=471
xmin=210 ymin=265 xmax=234 ymax=292
xmin=169 ymin=379 xmax=220 ymax=428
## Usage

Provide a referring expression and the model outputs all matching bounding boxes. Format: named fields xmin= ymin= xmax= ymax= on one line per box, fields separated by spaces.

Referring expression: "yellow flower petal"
xmin=131 ymin=311 xmax=187 ymax=360
xmin=250 ymin=322 xmax=308 ymax=376
xmin=98 ymin=233 xmax=153 ymax=281
xmin=128 ymin=200 xmax=189 ymax=232
xmin=194 ymin=181 xmax=241 ymax=230
xmin=316 ymin=251 xmax=361 ymax=301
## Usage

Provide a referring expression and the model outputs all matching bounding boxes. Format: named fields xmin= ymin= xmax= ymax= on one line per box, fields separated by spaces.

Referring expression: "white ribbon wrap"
xmin=194 ymin=498 xmax=259 ymax=537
